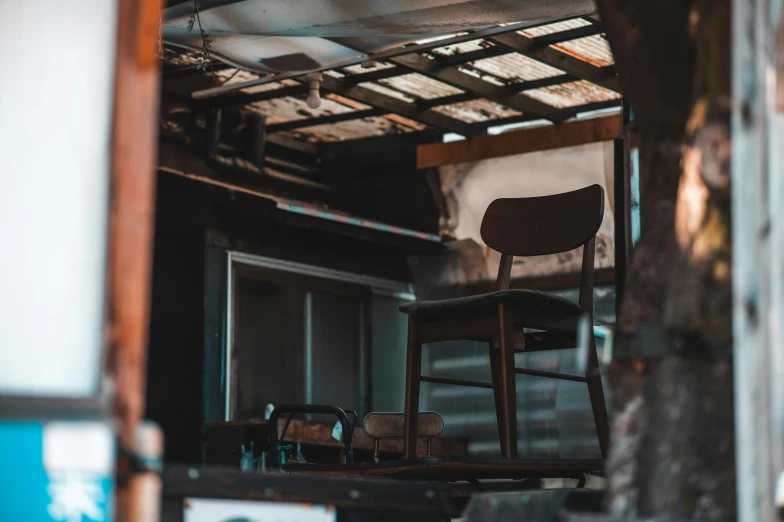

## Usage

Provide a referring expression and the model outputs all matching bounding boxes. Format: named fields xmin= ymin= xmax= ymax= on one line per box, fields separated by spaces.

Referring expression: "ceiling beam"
xmin=190 ymin=19 xmax=563 ymax=100
xmin=488 ymin=32 xmax=620 ymax=92
xmin=198 ymin=84 xmax=308 ymax=109
xmin=532 ymin=24 xmax=602 ymax=46
xmin=341 ymin=67 xmax=402 ymax=84
xmin=319 ymin=75 xmax=480 ymax=136
xmin=435 ymin=23 xmax=604 ymax=66
xmin=266 ymin=108 xmax=385 ymax=132
xmin=417 ymin=114 xmax=621 ymax=168
xmin=264 ymin=90 xmax=619 ymax=136
xmin=389 ymin=53 xmax=569 ymax=122
xmin=202 ymin=67 xmax=407 ymax=108
xmin=470 ymin=99 xmax=620 ymax=132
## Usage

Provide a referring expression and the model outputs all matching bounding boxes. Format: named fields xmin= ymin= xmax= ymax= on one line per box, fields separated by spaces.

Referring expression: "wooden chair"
xmin=400 ymin=184 xmax=609 ymax=460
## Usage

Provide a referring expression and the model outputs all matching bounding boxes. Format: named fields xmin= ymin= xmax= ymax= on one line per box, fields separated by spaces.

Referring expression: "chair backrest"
xmin=480 ymin=185 xmax=605 ymax=257
xmin=363 ymin=412 xmax=444 ymax=440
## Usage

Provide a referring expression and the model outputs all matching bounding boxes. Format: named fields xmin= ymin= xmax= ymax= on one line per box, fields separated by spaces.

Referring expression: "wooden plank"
xmin=110 ymin=0 xmax=162 ymax=445
xmin=417 ymin=114 xmax=621 ymax=168
xmin=110 ymin=0 xmax=164 ymax=521
xmin=162 ymin=465 xmax=453 ymax=514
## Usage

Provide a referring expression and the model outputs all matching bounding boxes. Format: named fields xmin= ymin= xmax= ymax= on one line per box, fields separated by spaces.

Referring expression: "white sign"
xmin=0 ymin=0 xmax=118 ymax=398
xmin=184 ymin=498 xmax=336 ymax=522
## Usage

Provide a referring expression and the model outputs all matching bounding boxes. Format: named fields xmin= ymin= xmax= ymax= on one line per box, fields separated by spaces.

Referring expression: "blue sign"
xmin=0 ymin=422 xmax=115 ymax=522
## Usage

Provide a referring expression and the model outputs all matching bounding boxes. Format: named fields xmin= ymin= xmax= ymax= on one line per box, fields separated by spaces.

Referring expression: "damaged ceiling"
xmin=162 ymin=2 xmax=620 ymax=145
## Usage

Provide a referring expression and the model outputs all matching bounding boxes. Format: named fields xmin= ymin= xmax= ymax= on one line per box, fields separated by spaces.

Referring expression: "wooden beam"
xmin=488 ymin=32 xmax=620 ymax=92
xmin=435 ymin=24 xmax=602 ymax=67
xmin=319 ymin=74 xmax=480 ymax=136
xmin=191 ymin=20 xmax=550 ymax=100
xmin=110 ymin=0 xmax=164 ymax=520
xmin=200 ymin=84 xmax=307 ymax=109
xmin=266 ymin=108 xmax=384 ymax=132
xmin=417 ymin=114 xmax=621 ymax=168
xmin=390 ymin=53 xmax=569 ymax=123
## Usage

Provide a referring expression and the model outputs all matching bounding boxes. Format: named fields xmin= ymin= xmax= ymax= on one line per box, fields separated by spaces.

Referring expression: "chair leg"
xmin=488 ymin=340 xmax=508 ymax=457
xmin=586 ymin=334 xmax=610 ymax=458
xmin=497 ymin=304 xmax=518 ymax=459
xmin=403 ymin=316 xmax=423 ymax=459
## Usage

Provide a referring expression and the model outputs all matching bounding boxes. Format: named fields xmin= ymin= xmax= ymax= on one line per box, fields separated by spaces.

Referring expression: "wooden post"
xmin=108 ymin=0 xmax=163 ymax=519
xmin=731 ymin=0 xmax=784 ymax=519
xmin=595 ymin=0 xmax=735 ymax=518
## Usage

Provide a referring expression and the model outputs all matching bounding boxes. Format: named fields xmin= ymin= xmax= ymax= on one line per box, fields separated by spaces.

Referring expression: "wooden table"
xmin=205 ymin=418 xmax=469 ymax=467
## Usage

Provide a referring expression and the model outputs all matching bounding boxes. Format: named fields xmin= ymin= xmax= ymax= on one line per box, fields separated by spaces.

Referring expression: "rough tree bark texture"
xmin=595 ymin=0 xmax=735 ymax=519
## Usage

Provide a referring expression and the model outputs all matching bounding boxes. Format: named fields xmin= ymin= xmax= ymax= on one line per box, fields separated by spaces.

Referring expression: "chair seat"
xmin=399 ymin=289 xmax=583 ymax=321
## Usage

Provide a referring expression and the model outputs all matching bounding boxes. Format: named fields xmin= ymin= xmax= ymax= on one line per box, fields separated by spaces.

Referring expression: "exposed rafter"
xmin=163 ymin=15 xmax=623 ymax=144
xmin=266 ymin=108 xmax=385 ymax=133
xmin=318 ymin=75 xmax=480 ymax=136
xmin=190 ymin=20 xmax=549 ymax=100
xmin=389 ymin=53 xmax=569 ymax=122
xmin=432 ymin=23 xmax=602 ymax=66
xmin=488 ymin=32 xmax=620 ymax=92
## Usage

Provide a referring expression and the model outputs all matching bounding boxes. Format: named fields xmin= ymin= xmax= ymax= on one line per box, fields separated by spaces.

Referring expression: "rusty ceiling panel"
xmin=342 ymin=61 xmax=396 ymax=74
xmin=431 ymin=39 xmax=491 ymax=56
xmin=523 ymin=80 xmax=620 ymax=108
xmin=470 ymin=52 xmax=564 ymax=82
xmin=284 ymin=116 xmax=415 ymax=143
xmin=519 ymin=18 xmax=615 ymax=67
xmin=553 ymin=35 xmax=614 ymax=67
xmin=163 ymin=15 xmax=620 ymax=144
xmin=358 ymin=81 xmax=417 ymax=102
xmin=519 ymin=18 xmax=591 ymax=38
xmin=432 ymin=98 xmax=521 ymax=123
xmin=247 ymin=95 xmax=367 ymax=124
xmin=378 ymin=73 xmax=464 ymax=99
xmin=214 ymin=69 xmax=302 ymax=95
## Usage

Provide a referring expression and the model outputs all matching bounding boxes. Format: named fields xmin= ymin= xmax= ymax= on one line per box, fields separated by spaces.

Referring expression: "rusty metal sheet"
xmin=285 ymin=116 xmax=416 ymax=142
xmin=431 ymin=38 xmax=490 ymax=56
xmin=471 ymin=52 xmax=564 ymax=82
xmin=246 ymin=94 xmax=369 ymax=124
xmin=378 ymin=72 xmax=464 ymax=99
xmin=358 ymin=81 xmax=417 ymax=102
xmin=519 ymin=19 xmax=615 ymax=67
xmin=520 ymin=18 xmax=592 ymax=38
xmin=432 ymin=98 xmax=521 ymax=123
xmin=553 ymin=35 xmax=614 ymax=67
xmin=342 ymin=61 xmax=396 ymax=75
xmin=523 ymin=80 xmax=620 ymax=108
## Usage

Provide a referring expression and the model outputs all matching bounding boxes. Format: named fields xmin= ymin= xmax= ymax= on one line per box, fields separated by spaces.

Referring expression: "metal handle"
xmin=267 ymin=404 xmax=355 ymax=464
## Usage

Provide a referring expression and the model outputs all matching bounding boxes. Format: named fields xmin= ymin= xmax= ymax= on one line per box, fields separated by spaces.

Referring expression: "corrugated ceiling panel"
xmin=553 ymin=35 xmax=614 ymax=67
xmin=286 ymin=116 xmax=414 ymax=143
xmin=471 ymin=53 xmax=563 ymax=81
xmin=358 ymin=81 xmax=416 ymax=102
xmin=415 ymin=33 xmax=467 ymax=45
xmin=342 ymin=61 xmax=395 ymax=75
xmin=432 ymin=98 xmax=521 ymax=123
xmin=378 ymin=73 xmax=463 ymax=99
xmin=214 ymin=68 xmax=301 ymax=94
xmin=520 ymin=18 xmax=591 ymax=38
xmin=523 ymin=80 xmax=620 ymax=108
xmin=247 ymin=95 xmax=367 ymax=124
xmin=431 ymin=39 xmax=490 ymax=55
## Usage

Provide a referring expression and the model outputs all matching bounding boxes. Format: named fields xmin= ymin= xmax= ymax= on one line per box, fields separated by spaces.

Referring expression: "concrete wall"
xmin=438 ymin=141 xmax=615 ymax=279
